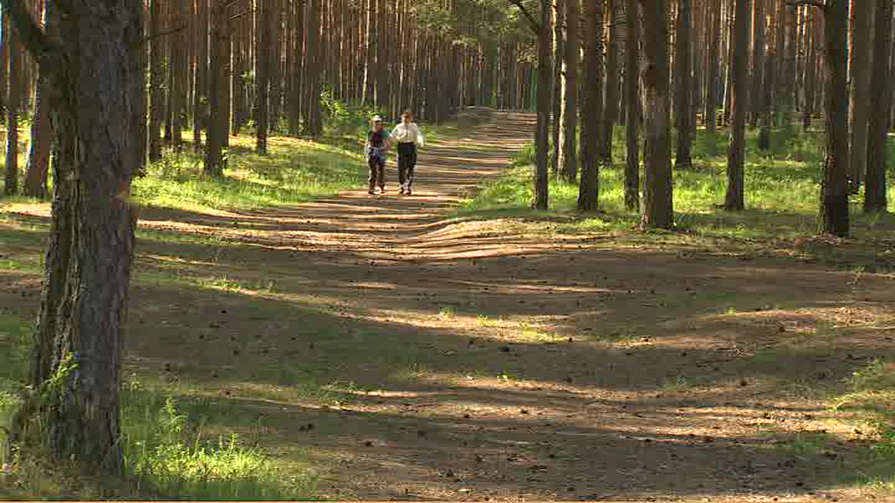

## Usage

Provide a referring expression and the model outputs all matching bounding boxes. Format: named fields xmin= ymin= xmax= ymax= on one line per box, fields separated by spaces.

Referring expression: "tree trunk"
xmin=23 ymin=2 xmax=51 ymax=199
xmin=306 ymin=0 xmax=323 ymax=135
xmin=705 ymin=0 xmax=720 ymax=133
xmin=149 ymin=0 xmax=163 ymax=162
xmin=256 ymin=0 xmax=270 ymax=154
xmin=724 ymin=0 xmax=749 ymax=211
xmin=598 ymin=0 xmax=618 ymax=164
xmin=819 ymin=0 xmax=849 ymax=236
xmin=551 ymin=0 xmax=564 ymax=176
xmin=757 ymin=0 xmax=776 ymax=151
xmin=578 ymin=0 xmax=603 ymax=211
xmin=205 ymin=0 xmax=231 ymax=177
xmin=560 ymin=0 xmax=580 ymax=181
xmin=625 ymin=0 xmax=640 ymax=211
xmin=674 ymin=0 xmax=693 ymax=170
xmin=639 ymin=0 xmax=672 ymax=229
xmin=802 ymin=10 xmax=817 ymax=131
xmin=865 ymin=0 xmax=891 ymax=213
xmin=848 ymin=0 xmax=872 ymax=192
xmin=269 ymin=0 xmax=282 ymax=130
xmin=4 ymin=20 xmax=21 ymax=195
xmin=7 ymin=0 xmax=141 ymax=476
xmin=193 ymin=0 xmax=209 ymax=152
xmin=749 ymin=0 xmax=766 ymax=127
xmin=535 ymin=0 xmax=552 ymax=210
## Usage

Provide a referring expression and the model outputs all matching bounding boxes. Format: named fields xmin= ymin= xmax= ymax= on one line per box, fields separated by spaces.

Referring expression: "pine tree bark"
xmin=535 ymin=0 xmax=552 ymax=210
xmin=848 ymin=0 xmax=872 ymax=192
xmin=625 ymin=0 xmax=640 ymax=211
xmin=598 ymin=0 xmax=618 ymax=164
xmin=193 ymin=0 xmax=209 ymax=152
xmin=802 ymin=9 xmax=817 ymax=131
xmin=5 ymin=0 xmax=142 ymax=475
xmin=865 ymin=0 xmax=891 ymax=213
xmin=705 ymin=0 xmax=720 ymax=133
xmin=819 ymin=0 xmax=849 ymax=236
xmin=724 ymin=0 xmax=749 ymax=211
xmin=749 ymin=0 xmax=766 ymax=127
xmin=205 ymin=0 xmax=231 ymax=176
xmin=149 ymin=0 xmax=163 ymax=162
xmin=578 ymin=0 xmax=603 ymax=211
xmin=551 ymin=0 xmax=564 ymax=176
xmin=674 ymin=0 xmax=693 ymax=170
xmin=758 ymin=0 xmax=776 ymax=151
xmin=306 ymin=0 xmax=323 ymax=135
xmin=256 ymin=0 xmax=270 ymax=154
xmin=23 ymin=0 xmax=52 ymax=199
xmin=639 ymin=0 xmax=672 ymax=229
xmin=4 ymin=20 xmax=21 ymax=195
xmin=560 ymin=0 xmax=580 ymax=182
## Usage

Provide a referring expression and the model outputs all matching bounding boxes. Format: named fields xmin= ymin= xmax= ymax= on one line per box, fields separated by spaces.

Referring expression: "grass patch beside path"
xmin=133 ymin=134 xmax=366 ymax=213
xmin=455 ymin=127 xmax=895 ymax=270
xmin=0 ymin=312 xmax=317 ymax=500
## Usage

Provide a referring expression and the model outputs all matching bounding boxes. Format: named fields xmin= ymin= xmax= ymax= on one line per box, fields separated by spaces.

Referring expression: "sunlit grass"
xmin=457 ymin=126 xmax=895 ymax=243
xmin=132 ymin=134 xmax=366 ymax=213
xmin=0 ymin=312 xmax=317 ymax=500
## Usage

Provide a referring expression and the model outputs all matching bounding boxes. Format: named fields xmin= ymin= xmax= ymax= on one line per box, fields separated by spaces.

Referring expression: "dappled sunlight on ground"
xmin=1 ymin=109 xmax=894 ymax=501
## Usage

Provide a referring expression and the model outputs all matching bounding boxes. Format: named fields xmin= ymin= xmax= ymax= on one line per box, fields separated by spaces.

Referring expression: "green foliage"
xmin=460 ymin=125 xmax=895 ymax=242
xmin=0 ymin=312 xmax=315 ymax=500
xmin=122 ymin=381 xmax=316 ymax=500
xmin=831 ymin=359 xmax=895 ymax=491
xmin=133 ymin=137 xmax=365 ymax=212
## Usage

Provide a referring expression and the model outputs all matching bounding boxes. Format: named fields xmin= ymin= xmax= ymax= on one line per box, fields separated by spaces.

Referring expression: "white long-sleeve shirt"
xmin=390 ymin=122 xmax=425 ymax=147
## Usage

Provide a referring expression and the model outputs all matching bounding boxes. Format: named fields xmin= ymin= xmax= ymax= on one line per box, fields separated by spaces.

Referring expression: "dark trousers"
xmin=397 ymin=143 xmax=417 ymax=189
xmin=368 ymin=156 xmax=385 ymax=189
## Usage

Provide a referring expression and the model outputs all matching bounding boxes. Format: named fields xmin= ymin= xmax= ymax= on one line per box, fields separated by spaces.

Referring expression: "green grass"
xmin=0 ymin=312 xmax=316 ymax=500
xmin=456 ymin=126 xmax=895 ymax=245
xmin=132 ymin=136 xmax=366 ymax=213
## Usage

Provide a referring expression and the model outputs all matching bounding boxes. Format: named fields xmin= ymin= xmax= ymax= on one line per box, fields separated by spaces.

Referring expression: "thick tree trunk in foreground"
xmin=724 ymin=0 xmax=749 ymax=211
xmin=639 ymin=0 xmax=673 ymax=229
xmin=6 ymin=0 xmax=141 ymax=476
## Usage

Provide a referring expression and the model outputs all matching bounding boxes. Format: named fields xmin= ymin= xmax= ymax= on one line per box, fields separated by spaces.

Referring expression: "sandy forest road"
xmin=2 ymin=109 xmax=894 ymax=501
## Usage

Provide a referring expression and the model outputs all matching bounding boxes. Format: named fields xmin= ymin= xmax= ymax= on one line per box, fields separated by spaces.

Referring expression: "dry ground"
xmin=1 ymin=109 xmax=894 ymax=501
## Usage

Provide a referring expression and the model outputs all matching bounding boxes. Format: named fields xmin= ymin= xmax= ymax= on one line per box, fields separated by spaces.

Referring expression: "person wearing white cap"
xmin=390 ymin=110 xmax=425 ymax=195
xmin=366 ymin=115 xmax=391 ymax=194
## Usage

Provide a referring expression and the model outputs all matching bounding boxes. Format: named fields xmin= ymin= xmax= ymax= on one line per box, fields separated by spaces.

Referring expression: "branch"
xmin=230 ymin=8 xmax=257 ymax=21
xmin=0 ymin=0 xmax=61 ymax=59
xmin=786 ymin=0 xmax=827 ymax=8
xmin=506 ymin=0 xmax=540 ymax=35
xmin=138 ymin=23 xmax=189 ymax=46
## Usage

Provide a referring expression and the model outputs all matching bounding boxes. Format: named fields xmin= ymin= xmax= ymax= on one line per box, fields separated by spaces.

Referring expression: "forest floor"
xmin=2 ymin=109 xmax=895 ymax=501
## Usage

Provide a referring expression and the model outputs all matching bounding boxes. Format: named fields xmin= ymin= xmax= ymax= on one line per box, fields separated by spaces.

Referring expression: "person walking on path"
xmin=391 ymin=110 xmax=425 ymax=196
xmin=366 ymin=115 xmax=391 ymax=195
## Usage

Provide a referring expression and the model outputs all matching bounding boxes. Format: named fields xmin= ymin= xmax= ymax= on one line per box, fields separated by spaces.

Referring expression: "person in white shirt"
xmin=390 ymin=110 xmax=425 ymax=195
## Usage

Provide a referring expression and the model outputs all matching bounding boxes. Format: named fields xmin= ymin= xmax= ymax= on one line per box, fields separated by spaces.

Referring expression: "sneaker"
xmin=379 ymin=186 xmax=386 ymax=194
xmin=399 ymin=187 xmax=405 ymax=195
xmin=405 ymin=188 xmax=412 ymax=196
xmin=368 ymin=189 xmax=375 ymax=195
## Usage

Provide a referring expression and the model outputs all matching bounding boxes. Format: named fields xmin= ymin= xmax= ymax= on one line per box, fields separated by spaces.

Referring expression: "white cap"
xmin=372 ymin=115 xmax=383 ymax=122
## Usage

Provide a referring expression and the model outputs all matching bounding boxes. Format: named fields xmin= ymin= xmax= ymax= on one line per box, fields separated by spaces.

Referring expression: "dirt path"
xmin=3 ymin=110 xmax=894 ymax=501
